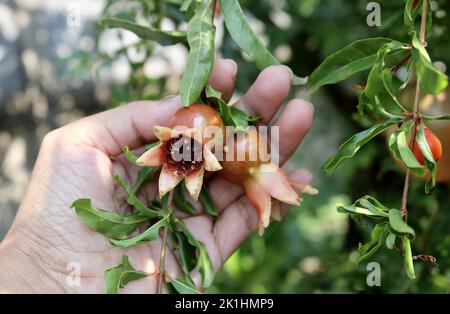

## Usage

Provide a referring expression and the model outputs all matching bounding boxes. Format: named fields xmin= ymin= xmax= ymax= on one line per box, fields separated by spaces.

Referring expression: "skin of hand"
xmin=0 ymin=59 xmax=314 ymax=293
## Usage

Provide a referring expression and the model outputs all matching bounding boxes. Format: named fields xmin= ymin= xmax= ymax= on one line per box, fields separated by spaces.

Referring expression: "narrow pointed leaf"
xmin=114 ymin=175 xmax=165 ymax=218
xmin=357 ymin=223 xmax=389 ymax=264
xmin=199 ymin=185 xmax=218 ymax=219
xmin=104 ymin=255 xmax=148 ymax=294
xmin=422 ymin=114 xmax=450 ymax=121
xmin=172 ymin=217 xmax=214 ymax=288
xmin=337 ymin=204 xmax=388 ymax=218
xmin=99 ymin=17 xmax=186 ymax=46
xmin=169 ymin=278 xmax=200 ymax=294
xmin=309 ymin=38 xmax=393 ymax=93
xmin=325 ymin=118 xmax=402 ymax=175
xmin=219 ymin=0 xmax=306 ymax=85
xmin=180 ymin=0 xmax=215 ymax=106
xmin=110 ymin=215 xmax=170 ymax=248
xmin=206 ymin=85 xmax=260 ymax=130
xmin=412 ymin=33 xmax=448 ymax=94
xmin=402 ymin=238 xmax=416 ymax=279
xmin=72 ymin=199 xmax=149 ymax=239
xmin=395 ymin=130 xmax=426 ymax=177
xmin=173 ymin=183 xmax=198 ymax=215
xmin=123 ymin=145 xmax=160 ymax=195
xmin=416 ymin=124 xmax=437 ymax=193
xmin=386 ymin=233 xmax=396 ymax=249
xmin=388 ymin=209 xmax=415 ymax=239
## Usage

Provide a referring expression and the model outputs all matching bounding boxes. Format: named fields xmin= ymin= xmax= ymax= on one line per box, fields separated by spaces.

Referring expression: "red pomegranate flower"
xmin=136 ymin=104 xmax=225 ymax=200
xmin=220 ymin=128 xmax=318 ymax=234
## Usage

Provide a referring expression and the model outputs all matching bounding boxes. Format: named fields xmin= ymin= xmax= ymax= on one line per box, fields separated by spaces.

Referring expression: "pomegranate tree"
xmin=310 ymin=0 xmax=448 ymax=279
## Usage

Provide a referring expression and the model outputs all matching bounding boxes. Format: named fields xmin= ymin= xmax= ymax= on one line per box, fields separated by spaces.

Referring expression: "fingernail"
xmin=225 ymin=59 xmax=238 ymax=76
xmin=304 ymin=100 xmax=315 ymax=113
xmin=281 ymin=65 xmax=294 ymax=80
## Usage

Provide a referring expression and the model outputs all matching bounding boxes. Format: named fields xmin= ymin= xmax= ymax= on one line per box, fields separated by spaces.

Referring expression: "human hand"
xmin=0 ymin=59 xmax=314 ymax=293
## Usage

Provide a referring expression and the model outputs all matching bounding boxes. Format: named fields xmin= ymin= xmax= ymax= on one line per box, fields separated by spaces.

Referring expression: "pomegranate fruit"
xmin=410 ymin=126 xmax=443 ymax=165
xmin=137 ymin=103 xmax=225 ymax=200
xmin=220 ymin=128 xmax=317 ymax=234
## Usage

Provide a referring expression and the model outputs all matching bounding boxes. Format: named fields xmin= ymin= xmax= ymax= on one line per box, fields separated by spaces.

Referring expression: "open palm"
xmin=0 ymin=59 xmax=314 ymax=293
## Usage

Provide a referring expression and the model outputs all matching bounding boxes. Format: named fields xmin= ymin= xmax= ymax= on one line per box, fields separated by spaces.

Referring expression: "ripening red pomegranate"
xmin=137 ymin=104 xmax=225 ymax=200
xmin=410 ymin=126 xmax=443 ymax=165
xmin=220 ymin=128 xmax=317 ymax=234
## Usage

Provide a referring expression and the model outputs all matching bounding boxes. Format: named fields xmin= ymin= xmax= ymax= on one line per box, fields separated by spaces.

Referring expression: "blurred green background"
xmin=0 ymin=0 xmax=449 ymax=293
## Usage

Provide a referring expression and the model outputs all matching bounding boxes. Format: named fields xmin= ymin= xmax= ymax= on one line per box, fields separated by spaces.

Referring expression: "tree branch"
xmin=400 ymin=0 xmax=428 ymax=219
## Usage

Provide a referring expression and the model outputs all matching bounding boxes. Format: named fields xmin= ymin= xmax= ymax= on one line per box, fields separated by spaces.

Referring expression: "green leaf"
xmin=218 ymin=101 xmax=260 ymax=131
xmin=404 ymin=0 xmax=418 ymax=29
xmin=199 ymin=185 xmax=218 ymax=219
xmin=172 ymin=229 xmax=197 ymax=288
xmin=114 ymin=175 xmax=164 ymax=218
xmin=123 ymin=146 xmax=139 ymax=164
xmin=324 ymin=118 xmax=402 ymax=175
xmin=205 ymin=84 xmax=223 ymax=99
xmin=422 ymin=114 xmax=450 ymax=121
xmin=173 ymin=184 xmax=198 ymax=215
xmin=132 ymin=167 xmax=159 ymax=195
xmin=104 ymin=255 xmax=148 ymax=294
xmin=72 ymin=199 xmax=149 ymax=240
xmin=389 ymin=130 xmax=426 ymax=177
xmin=412 ymin=33 xmax=448 ymax=94
xmin=173 ymin=217 xmax=214 ymax=288
xmin=173 ymin=231 xmax=197 ymax=275
xmin=169 ymin=278 xmax=200 ymax=294
xmin=402 ymin=238 xmax=416 ymax=279
xmin=180 ymin=0 xmax=215 ymax=106
xmin=180 ymin=0 xmax=195 ymax=12
xmin=386 ymin=233 xmax=396 ymax=249
xmin=122 ymin=146 xmax=160 ymax=196
xmin=110 ymin=214 xmax=170 ymax=248
xmin=355 ymin=196 xmax=390 ymax=213
xmin=166 ymin=281 xmax=179 ymax=294
xmin=309 ymin=38 xmax=393 ymax=94
xmin=337 ymin=204 xmax=388 ymax=218
xmin=99 ymin=17 xmax=186 ymax=46
xmin=416 ymin=124 xmax=437 ymax=193
xmin=388 ymin=209 xmax=415 ymax=239
xmin=357 ymin=223 xmax=389 ymax=264
xmin=206 ymin=85 xmax=260 ymax=131
xmin=362 ymin=43 xmax=409 ymax=114
xmin=219 ymin=0 xmax=306 ymax=85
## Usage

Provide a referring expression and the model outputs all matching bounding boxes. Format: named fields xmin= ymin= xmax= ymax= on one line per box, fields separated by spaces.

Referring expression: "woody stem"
xmin=157 ymin=190 xmax=174 ymax=294
xmin=400 ymin=0 xmax=428 ymax=220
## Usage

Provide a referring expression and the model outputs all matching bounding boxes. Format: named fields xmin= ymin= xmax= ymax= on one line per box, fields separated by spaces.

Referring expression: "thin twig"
xmin=400 ymin=171 xmax=411 ymax=217
xmin=419 ymin=0 xmax=428 ymax=45
xmin=400 ymin=0 xmax=428 ymax=219
xmin=391 ymin=54 xmax=411 ymax=75
xmin=157 ymin=190 xmax=174 ymax=294
xmin=211 ymin=0 xmax=218 ymax=25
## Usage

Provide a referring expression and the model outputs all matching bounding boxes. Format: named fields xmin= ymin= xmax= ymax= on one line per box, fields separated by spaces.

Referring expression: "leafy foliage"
xmin=67 ymin=0 xmax=450 ymax=294
xmin=314 ymin=0 xmax=448 ymax=280
xmin=309 ymin=38 xmax=393 ymax=94
xmin=71 ymin=199 xmax=149 ymax=239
